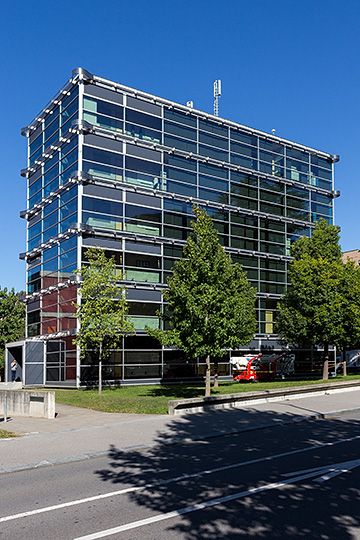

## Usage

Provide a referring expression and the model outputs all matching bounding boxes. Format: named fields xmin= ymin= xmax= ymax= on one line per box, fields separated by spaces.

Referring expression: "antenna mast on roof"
xmin=214 ymin=79 xmax=221 ymax=116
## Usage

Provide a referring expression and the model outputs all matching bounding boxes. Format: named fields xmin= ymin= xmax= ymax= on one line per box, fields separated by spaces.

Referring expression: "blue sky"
xmin=1 ymin=0 xmax=359 ymax=291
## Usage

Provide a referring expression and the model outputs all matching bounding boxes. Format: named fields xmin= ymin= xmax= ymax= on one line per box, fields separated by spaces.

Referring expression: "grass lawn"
xmin=53 ymin=374 xmax=360 ymax=415
xmin=0 ymin=429 xmax=20 ymax=439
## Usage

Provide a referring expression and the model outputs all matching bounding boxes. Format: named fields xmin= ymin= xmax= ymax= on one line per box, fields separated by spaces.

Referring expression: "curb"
xmin=168 ymin=380 xmax=360 ymax=415
xmin=1 ymin=406 xmax=359 ymax=476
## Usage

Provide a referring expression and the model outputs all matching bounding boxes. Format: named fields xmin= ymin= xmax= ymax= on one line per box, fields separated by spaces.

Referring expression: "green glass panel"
xmin=125 ymin=222 xmax=160 ymax=235
xmin=129 ymin=317 xmax=159 ymax=331
xmin=125 ymin=269 xmax=160 ymax=283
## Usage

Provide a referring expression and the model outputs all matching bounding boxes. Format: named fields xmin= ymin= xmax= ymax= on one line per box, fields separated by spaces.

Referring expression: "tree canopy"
xmin=74 ymin=248 xmax=134 ymax=394
xmin=277 ymin=219 xmax=360 ymax=379
xmin=148 ymin=206 xmax=257 ymax=396
xmin=0 ymin=287 xmax=25 ymax=378
xmin=290 ymin=218 xmax=343 ymax=261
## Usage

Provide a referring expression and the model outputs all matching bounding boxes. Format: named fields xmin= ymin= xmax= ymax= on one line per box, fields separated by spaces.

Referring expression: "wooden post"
xmin=213 ymin=362 xmax=219 ymax=388
xmin=205 ymin=354 xmax=211 ymax=397
xmin=99 ymin=341 xmax=103 ymax=396
xmin=322 ymin=343 xmax=329 ymax=381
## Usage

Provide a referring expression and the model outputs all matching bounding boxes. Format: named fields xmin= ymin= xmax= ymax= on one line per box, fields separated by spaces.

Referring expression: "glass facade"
xmin=20 ymin=68 xmax=338 ymax=386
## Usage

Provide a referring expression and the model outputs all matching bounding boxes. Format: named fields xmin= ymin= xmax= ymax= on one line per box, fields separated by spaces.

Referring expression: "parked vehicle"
xmin=230 ymin=352 xmax=295 ymax=382
xmin=336 ymin=350 xmax=360 ymax=373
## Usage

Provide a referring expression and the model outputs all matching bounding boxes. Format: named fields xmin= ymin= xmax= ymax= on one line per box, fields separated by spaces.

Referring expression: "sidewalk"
xmin=0 ymin=387 xmax=359 ymax=474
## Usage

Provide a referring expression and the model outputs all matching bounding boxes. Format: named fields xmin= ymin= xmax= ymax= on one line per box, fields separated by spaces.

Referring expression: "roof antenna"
xmin=214 ymin=80 xmax=221 ymax=116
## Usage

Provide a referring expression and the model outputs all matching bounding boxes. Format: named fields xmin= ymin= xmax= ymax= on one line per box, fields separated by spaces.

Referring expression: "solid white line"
xmin=73 ymin=469 xmax=331 ymax=540
xmin=282 ymin=458 xmax=360 ymax=480
xmin=1 ymin=433 xmax=359 ymax=524
xmin=0 ymin=486 xmax=142 ymax=523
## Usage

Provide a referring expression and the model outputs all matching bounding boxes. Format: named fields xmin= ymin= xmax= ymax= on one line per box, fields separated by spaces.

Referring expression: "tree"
xmin=74 ymin=248 xmax=134 ymax=394
xmin=277 ymin=219 xmax=360 ymax=380
xmin=147 ymin=206 xmax=257 ymax=396
xmin=336 ymin=259 xmax=360 ymax=375
xmin=0 ymin=287 xmax=25 ymax=379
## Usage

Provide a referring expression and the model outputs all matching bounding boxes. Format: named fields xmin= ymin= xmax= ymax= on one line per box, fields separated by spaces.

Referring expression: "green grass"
xmin=0 ymin=429 xmax=20 ymax=439
xmin=52 ymin=374 xmax=360 ymax=415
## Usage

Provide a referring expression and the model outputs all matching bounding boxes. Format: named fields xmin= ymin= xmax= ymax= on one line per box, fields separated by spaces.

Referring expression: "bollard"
xmin=4 ymin=394 xmax=7 ymax=423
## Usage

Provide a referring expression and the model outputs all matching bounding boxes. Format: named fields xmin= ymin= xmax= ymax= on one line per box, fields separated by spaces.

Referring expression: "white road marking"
xmin=282 ymin=458 xmax=360 ymax=482
xmin=74 ymin=464 xmax=351 ymax=540
xmin=0 ymin=434 xmax=359 ymax=525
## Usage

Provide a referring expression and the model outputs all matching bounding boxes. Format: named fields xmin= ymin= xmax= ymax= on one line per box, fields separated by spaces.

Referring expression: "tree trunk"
xmin=213 ymin=362 xmax=219 ymax=388
xmin=99 ymin=341 xmax=103 ymax=396
xmin=343 ymin=348 xmax=347 ymax=377
xmin=205 ymin=354 xmax=211 ymax=397
xmin=322 ymin=342 xmax=329 ymax=381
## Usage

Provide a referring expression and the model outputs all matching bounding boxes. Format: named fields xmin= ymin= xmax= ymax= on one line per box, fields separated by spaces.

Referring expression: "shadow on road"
xmin=95 ymin=408 xmax=360 ymax=539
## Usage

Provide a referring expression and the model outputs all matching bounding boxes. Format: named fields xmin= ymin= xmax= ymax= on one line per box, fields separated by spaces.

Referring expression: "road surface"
xmin=1 ymin=411 xmax=359 ymax=539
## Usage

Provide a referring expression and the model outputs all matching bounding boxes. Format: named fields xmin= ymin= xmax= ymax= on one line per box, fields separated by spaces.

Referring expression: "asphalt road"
xmin=1 ymin=411 xmax=359 ymax=540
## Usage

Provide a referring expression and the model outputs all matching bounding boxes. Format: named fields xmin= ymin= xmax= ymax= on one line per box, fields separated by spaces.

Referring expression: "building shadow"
xmin=95 ymin=408 xmax=360 ymax=539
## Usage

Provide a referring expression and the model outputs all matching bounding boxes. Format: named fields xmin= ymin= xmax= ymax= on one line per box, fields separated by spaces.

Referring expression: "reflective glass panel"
xmin=230 ymin=129 xmax=257 ymax=147
xmin=199 ymin=145 xmax=228 ymax=161
xmin=163 ymin=199 xmax=193 ymax=214
xmin=199 ymin=175 xmax=228 ymax=191
xmin=83 ymin=96 xmax=123 ymax=119
xmin=126 ymin=123 xmax=160 ymax=142
xmin=83 ymin=197 xmax=123 ymax=216
xmin=259 ymin=139 xmax=284 ymax=154
xmin=199 ymin=188 xmax=228 ymax=204
xmin=164 ymin=167 xmax=196 ymax=185
xmin=165 ymin=121 xmax=196 ymax=140
xmin=125 ymin=170 xmax=160 ymax=189
xmin=60 ymin=236 xmax=77 ymax=254
xmin=231 ymin=154 xmax=258 ymax=169
xmin=29 ymin=221 xmax=41 ymax=240
xmin=164 ymin=135 xmax=197 ymax=153
xmin=43 ymin=245 xmax=58 ymax=263
xmin=164 ymin=109 xmax=197 ymax=127
xmin=230 ymin=171 xmax=257 ymax=186
xmin=125 ymin=205 xmax=161 ymax=222
xmin=61 ymin=97 xmax=78 ymax=123
xmin=199 ymin=162 xmax=228 ymax=179
xmin=125 ymin=109 xmax=161 ymax=131
xmin=45 ymin=116 xmax=59 ymax=143
xmin=125 ymin=156 xmax=160 ymax=176
xmin=231 ymin=141 xmax=257 ymax=158
xmin=199 ymin=131 xmax=228 ymax=149
xmin=166 ymin=180 xmax=196 ymax=197
xmin=286 ymin=147 xmax=309 ymax=162
xmin=199 ymin=119 xmax=228 ymax=137
xmin=311 ymin=155 xmax=332 ymax=170
xmin=164 ymin=154 xmax=197 ymax=171
xmin=84 ymin=161 xmax=122 ymax=181
xmin=85 ymin=111 xmax=123 ymax=133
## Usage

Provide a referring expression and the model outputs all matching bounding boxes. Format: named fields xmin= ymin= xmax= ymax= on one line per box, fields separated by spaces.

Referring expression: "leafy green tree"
xmin=336 ymin=259 xmax=360 ymax=374
xmin=290 ymin=218 xmax=342 ymax=261
xmin=0 ymin=287 xmax=25 ymax=379
xmin=277 ymin=219 xmax=360 ymax=379
xmin=74 ymin=248 xmax=134 ymax=394
xmin=147 ymin=206 xmax=257 ymax=396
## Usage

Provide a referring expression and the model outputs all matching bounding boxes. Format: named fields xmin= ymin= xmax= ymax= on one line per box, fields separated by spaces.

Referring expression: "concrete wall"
xmin=0 ymin=383 xmax=22 ymax=390
xmin=0 ymin=390 xmax=55 ymax=419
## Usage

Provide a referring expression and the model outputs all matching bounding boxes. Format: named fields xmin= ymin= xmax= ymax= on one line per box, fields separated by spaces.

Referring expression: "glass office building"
xmin=13 ymin=68 xmax=339 ymax=386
